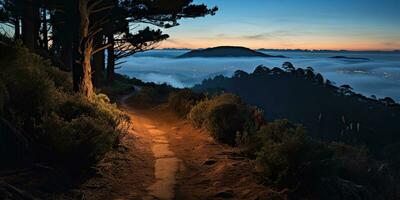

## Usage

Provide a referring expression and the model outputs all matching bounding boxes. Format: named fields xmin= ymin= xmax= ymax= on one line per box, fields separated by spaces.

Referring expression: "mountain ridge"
xmin=177 ymin=46 xmax=286 ymax=58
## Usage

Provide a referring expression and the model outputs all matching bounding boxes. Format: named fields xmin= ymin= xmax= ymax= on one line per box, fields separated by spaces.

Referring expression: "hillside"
xmin=330 ymin=56 xmax=370 ymax=61
xmin=193 ymin=64 xmax=400 ymax=153
xmin=177 ymin=46 xmax=286 ymax=58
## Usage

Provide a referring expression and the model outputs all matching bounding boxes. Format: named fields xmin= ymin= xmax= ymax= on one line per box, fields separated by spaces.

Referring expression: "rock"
xmin=203 ymin=159 xmax=217 ymax=166
xmin=215 ymin=189 xmax=234 ymax=198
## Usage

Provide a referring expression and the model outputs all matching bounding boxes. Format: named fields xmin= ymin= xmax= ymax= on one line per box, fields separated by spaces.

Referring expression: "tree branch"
xmin=92 ymin=43 xmax=112 ymax=55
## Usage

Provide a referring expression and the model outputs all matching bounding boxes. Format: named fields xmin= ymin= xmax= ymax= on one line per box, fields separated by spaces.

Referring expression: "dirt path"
xmin=70 ymin=94 xmax=271 ymax=200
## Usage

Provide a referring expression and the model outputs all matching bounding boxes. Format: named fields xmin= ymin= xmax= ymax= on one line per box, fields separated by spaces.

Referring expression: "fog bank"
xmin=117 ymin=50 xmax=400 ymax=101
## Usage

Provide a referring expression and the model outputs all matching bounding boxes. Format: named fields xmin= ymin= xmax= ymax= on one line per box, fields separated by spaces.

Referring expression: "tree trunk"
xmin=33 ymin=4 xmax=40 ymax=49
xmin=92 ymin=36 xmax=105 ymax=87
xmin=42 ymin=8 xmax=48 ymax=50
xmin=107 ymin=34 xmax=115 ymax=84
xmin=21 ymin=0 xmax=35 ymax=50
xmin=14 ymin=18 xmax=20 ymax=40
xmin=77 ymin=0 xmax=94 ymax=98
xmin=72 ymin=38 xmax=82 ymax=92
xmin=61 ymin=35 xmax=73 ymax=71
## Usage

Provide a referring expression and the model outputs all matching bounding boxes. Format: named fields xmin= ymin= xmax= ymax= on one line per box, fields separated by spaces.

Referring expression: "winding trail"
xmin=69 ymin=94 xmax=271 ymax=200
xmin=120 ymin=94 xmax=183 ymax=200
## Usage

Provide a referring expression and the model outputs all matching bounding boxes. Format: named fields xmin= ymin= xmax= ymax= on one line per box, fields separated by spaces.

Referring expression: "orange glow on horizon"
xmin=157 ymin=38 xmax=400 ymax=51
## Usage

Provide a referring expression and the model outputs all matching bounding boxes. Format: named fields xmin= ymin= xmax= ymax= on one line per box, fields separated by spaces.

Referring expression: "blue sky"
xmin=158 ymin=0 xmax=400 ymax=50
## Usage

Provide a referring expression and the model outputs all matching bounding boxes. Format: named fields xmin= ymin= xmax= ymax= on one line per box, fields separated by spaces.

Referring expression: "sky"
xmin=157 ymin=0 xmax=400 ymax=50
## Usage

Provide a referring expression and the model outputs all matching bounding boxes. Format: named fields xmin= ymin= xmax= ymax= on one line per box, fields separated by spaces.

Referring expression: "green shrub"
xmin=44 ymin=65 xmax=73 ymax=92
xmin=0 ymin=42 xmax=61 ymax=126
xmin=41 ymin=93 xmax=128 ymax=170
xmin=188 ymin=100 xmax=209 ymax=128
xmin=205 ymin=103 xmax=251 ymax=144
xmin=127 ymin=84 xmax=174 ymax=107
xmin=0 ymin=40 xmax=127 ymax=172
xmin=188 ymin=93 xmax=256 ymax=144
xmin=255 ymin=120 xmax=334 ymax=190
xmin=168 ymin=89 xmax=204 ymax=117
xmin=41 ymin=114 xmax=120 ymax=170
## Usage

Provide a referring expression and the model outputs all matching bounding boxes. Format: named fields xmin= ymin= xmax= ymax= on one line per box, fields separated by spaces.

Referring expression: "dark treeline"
xmin=193 ymin=63 xmax=400 ymax=156
xmin=0 ymin=0 xmax=217 ymax=97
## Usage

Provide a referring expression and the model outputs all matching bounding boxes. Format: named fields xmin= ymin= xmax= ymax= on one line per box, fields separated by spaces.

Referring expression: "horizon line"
xmin=156 ymin=46 xmax=400 ymax=52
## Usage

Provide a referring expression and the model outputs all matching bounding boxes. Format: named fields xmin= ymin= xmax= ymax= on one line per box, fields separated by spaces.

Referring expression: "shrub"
xmin=188 ymin=93 xmax=256 ymax=145
xmin=44 ymin=65 xmax=73 ymax=92
xmin=41 ymin=114 xmax=120 ymax=171
xmin=0 ymin=40 xmax=127 ymax=172
xmin=0 ymin=48 xmax=60 ymax=128
xmin=40 ymin=93 xmax=128 ymax=170
xmin=168 ymin=89 xmax=204 ymax=117
xmin=58 ymin=94 xmax=127 ymax=128
xmin=188 ymin=100 xmax=209 ymax=128
xmin=205 ymin=103 xmax=251 ymax=144
xmin=127 ymin=84 xmax=174 ymax=107
xmin=255 ymin=120 xmax=334 ymax=190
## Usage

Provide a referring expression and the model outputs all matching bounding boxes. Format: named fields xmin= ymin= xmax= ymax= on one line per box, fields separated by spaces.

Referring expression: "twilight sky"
xmin=158 ymin=0 xmax=400 ymax=50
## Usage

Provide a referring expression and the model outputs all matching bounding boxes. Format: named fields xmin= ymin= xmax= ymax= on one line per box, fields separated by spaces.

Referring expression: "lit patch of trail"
xmin=120 ymin=94 xmax=182 ymax=200
xmin=146 ymin=126 xmax=182 ymax=200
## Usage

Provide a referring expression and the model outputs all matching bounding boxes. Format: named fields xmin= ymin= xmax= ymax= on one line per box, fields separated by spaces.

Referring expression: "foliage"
xmin=41 ymin=114 xmax=120 ymax=171
xmin=249 ymin=120 xmax=399 ymax=199
xmin=0 ymin=40 xmax=127 ymax=171
xmin=100 ymin=73 xmax=147 ymax=98
xmin=187 ymin=93 xmax=258 ymax=144
xmin=255 ymin=120 xmax=335 ymax=190
xmin=168 ymin=89 xmax=204 ymax=117
xmin=126 ymin=84 xmax=175 ymax=108
xmin=188 ymin=100 xmax=210 ymax=128
xmin=193 ymin=64 xmax=400 ymax=156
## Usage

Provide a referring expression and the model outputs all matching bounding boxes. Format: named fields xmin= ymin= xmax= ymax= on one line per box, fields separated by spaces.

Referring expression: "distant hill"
xmin=330 ymin=56 xmax=370 ymax=61
xmin=177 ymin=46 xmax=286 ymax=58
xmin=193 ymin=65 xmax=400 ymax=153
xmin=258 ymin=48 xmax=400 ymax=54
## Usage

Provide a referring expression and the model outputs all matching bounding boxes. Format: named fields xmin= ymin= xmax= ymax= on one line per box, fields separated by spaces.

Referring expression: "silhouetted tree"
xmin=305 ymin=67 xmax=315 ymax=80
xmin=234 ymin=70 xmax=249 ymax=78
xmin=282 ymin=61 xmax=295 ymax=72
xmin=253 ymin=65 xmax=270 ymax=74
xmin=381 ymin=97 xmax=396 ymax=106
xmin=315 ymin=73 xmax=324 ymax=85
xmin=295 ymin=68 xmax=305 ymax=77
xmin=340 ymin=85 xmax=353 ymax=95
xmin=105 ymin=0 xmax=218 ymax=84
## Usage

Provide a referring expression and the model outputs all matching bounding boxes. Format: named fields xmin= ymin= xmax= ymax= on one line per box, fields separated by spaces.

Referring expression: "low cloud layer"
xmin=118 ymin=50 xmax=400 ymax=101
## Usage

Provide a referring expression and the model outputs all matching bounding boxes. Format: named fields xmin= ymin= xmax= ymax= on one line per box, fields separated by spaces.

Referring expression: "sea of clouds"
xmin=117 ymin=50 xmax=400 ymax=101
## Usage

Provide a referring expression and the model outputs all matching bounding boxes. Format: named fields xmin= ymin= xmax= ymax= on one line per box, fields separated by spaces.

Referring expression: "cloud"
xmin=119 ymin=51 xmax=400 ymax=101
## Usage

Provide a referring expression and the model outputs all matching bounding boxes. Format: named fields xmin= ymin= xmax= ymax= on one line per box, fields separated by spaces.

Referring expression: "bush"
xmin=41 ymin=114 xmax=120 ymax=170
xmin=168 ymin=89 xmax=204 ymax=117
xmin=188 ymin=100 xmax=209 ymax=128
xmin=188 ymin=93 xmax=257 ymax=144
xmin=255 ymin=120 xmax=334 ymax=191
xmin=127 ymin=84 xmax=174 ymax=107
xmin=0 ymin=43 xmax=60 ymax=129
xmin=205 ymin=103 xmax=251 ymax=144
xmin=0 ymin=40 xmax=127 ymax=172
xmin=39 ymin=93 xmax=127 ymax=170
